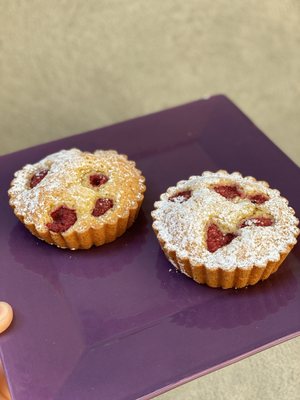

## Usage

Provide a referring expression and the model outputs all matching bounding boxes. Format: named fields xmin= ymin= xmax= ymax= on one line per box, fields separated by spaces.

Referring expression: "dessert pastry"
xmin=9 ymin=149 xmax=146 ymax=249
xmin=152 ymin=170 xmax=299 ymax=289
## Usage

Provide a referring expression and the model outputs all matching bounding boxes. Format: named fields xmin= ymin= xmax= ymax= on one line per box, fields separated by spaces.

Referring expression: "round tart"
xmin=9 ymin=149 xmax=146 ymax=250
xmin=152 ymin=170 xmax=299 ymax=289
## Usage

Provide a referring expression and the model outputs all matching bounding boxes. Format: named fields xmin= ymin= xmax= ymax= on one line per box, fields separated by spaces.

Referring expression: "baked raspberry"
xmin=89 ymin=173 xmax=108 ymax=187
xmin=47 ymin=206 xmax=77 ymax=233
xmin=213 ymin=185 xmax=241 ymax=199
xmin=206 ymin=223 xmax=236 ymax=253
xmin=92 ymin=198 xmax=114 ymax=217
xmin=242 ymin=217 xmax=273 ymax=228
xmin=169 ymin=190 xmax=191 ymax=202
xmin=248 ymin=194 xmax=269 ymax=204
xmin=30 ymin=169 xmax=49 ymax=188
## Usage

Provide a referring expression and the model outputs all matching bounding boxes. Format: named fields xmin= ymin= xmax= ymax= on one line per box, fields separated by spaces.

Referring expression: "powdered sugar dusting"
xmin=9 ymin=149 xmax=145 ymax=233
xmin=152 ymin=171 xmax=299 ymax=270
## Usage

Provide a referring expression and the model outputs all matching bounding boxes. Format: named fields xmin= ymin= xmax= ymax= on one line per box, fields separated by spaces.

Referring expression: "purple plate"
xmin=0 ymin=95 xmax=299 ymax=400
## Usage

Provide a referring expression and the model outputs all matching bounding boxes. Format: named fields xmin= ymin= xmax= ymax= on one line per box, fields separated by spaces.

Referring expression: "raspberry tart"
xmin=152 ymin=170 xmax=299 ymax=289
xmin=9 ymin=149 xmax=146 ymax=249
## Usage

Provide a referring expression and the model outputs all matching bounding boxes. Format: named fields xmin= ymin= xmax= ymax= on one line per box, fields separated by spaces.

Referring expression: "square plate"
xmin=0 ymin=95 xmax=299 ymax=400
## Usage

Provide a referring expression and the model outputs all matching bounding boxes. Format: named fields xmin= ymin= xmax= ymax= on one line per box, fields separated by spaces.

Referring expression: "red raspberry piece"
xmin=47 ymin=206 xmax=77 ymax=233
xmin=213 ymin=185 xmax=241 ymax=199
xmin=207 ymin=223 xmax=236 ymax=253
xmin=241 ymin=216 xmax=273 ymax=228
xmin=92 ymin=198 xmax=114 ymax=217
xmin=89 ymin=174 xmax=108 ymax=187
xmin=169 ymin=190 xmax=191 ymax=202
xmin=248 ymin=194 xmax=269 ymax=204
xmin=30 ymin=169 xmax=49 ymax=188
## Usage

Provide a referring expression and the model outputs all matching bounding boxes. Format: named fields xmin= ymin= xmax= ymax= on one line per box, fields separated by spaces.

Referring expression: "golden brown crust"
xmin=15 ymin=197 xmax=143 ymax=250
xmin=156 ymin=228 xmax=294 ymax=289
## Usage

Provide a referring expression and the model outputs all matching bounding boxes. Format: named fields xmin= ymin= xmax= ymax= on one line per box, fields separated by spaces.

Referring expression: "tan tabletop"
xmin=1 ymin=1 xmax=299 ymax=399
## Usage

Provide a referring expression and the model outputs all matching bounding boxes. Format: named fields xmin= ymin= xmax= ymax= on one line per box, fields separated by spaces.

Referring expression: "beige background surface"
xmin=1 ymin=1 xmax=299 ymax=399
